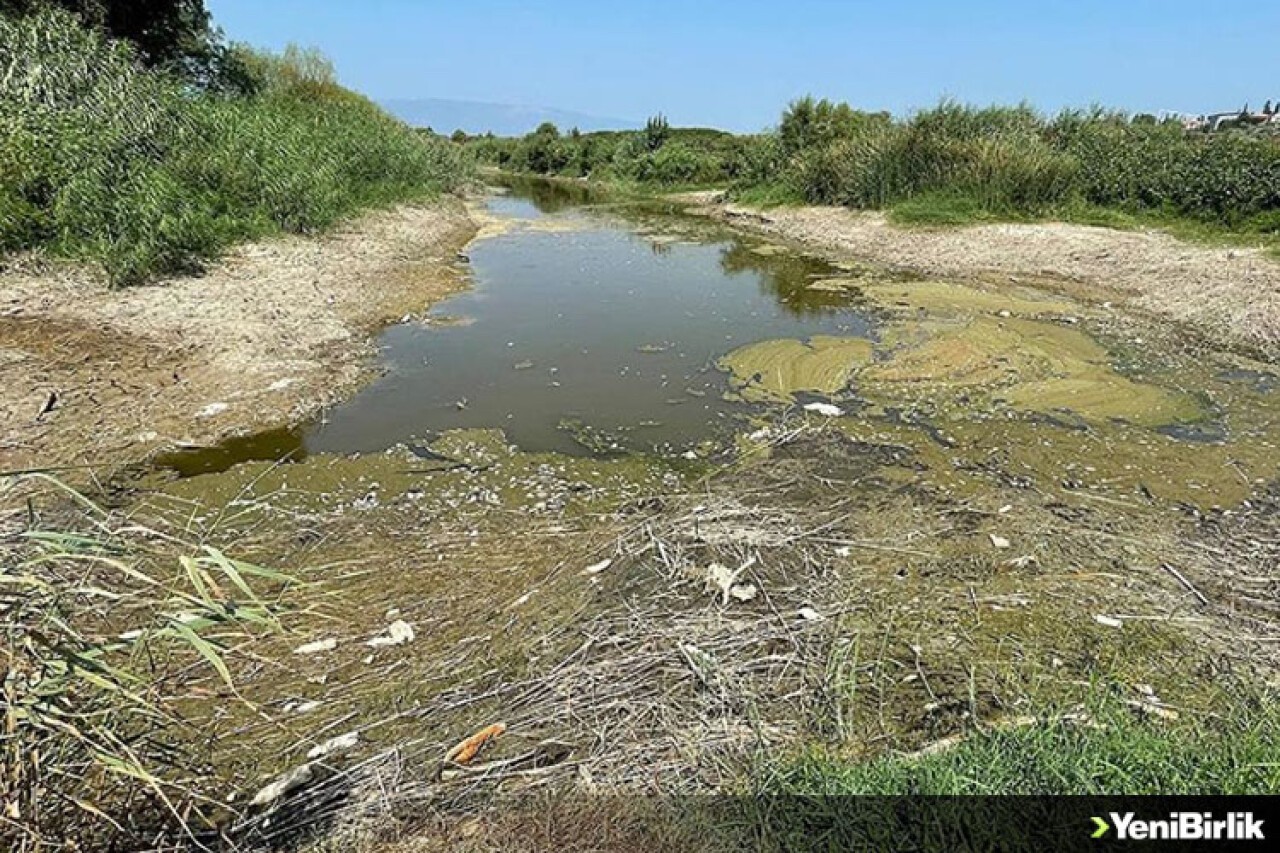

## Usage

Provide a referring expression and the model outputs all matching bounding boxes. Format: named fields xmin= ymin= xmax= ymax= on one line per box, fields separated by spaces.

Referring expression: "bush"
xmin=463 ymin=94 xmax=1278 ymax=230
xmin=0 ymin=8 xmax=469 ymax=284
xmin=779 ymin=96 xmax=891 ymax=156
xmin=755 ymin=98 xmax=1279 ymax=227
xmin=1053 ymin=114 xmax=1280 ymax=225
xmin=467 ymin=124 xmax=748 ymax=186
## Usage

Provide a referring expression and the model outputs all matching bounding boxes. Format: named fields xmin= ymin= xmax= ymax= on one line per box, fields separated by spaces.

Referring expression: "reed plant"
xmin=1 ymin=474 xmax=295 ymax=849
xmin=766 ymin=98 xmax=1280 ymax=228
xmin=0 ymin=8 xmax=469 ymax=285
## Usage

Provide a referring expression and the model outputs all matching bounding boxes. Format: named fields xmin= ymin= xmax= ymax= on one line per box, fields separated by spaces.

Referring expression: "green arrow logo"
xmin=1091 ymin=816 xmax=1111 ymax=839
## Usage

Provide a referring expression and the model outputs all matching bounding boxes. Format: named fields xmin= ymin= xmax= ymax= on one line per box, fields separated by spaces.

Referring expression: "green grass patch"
xmin=888 ymin=192 xmax=1012 ymax=226
xmin=731 ymin=181 xmax=806 ymax=207
xmin=759 ymin=692 xmax=1280 ymax=795
xmin=1 ymin=9 xmax=470 ymax=285
xmin=880 ymin=194 xmax=1280 ymax=256
xmin=1057 ymin=201 xmax=1280 ymax=254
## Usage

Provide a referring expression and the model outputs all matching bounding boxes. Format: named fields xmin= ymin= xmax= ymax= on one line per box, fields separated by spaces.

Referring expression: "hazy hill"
xmin=381 ymin=97 xmax=641 ymax=136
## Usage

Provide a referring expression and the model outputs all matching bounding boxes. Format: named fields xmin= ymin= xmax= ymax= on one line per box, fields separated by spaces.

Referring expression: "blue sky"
xmin=208 ymin=0 xmax=1280 ymax=131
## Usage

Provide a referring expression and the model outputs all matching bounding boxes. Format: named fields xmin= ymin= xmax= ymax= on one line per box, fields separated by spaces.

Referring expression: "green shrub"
xmin=0 ymin=8 xmax=469 ymax=284
xmin=464 ymin=95 xmax=1277 ymax=231
xmin=468 ymin=124 xmax=748 ymax=186
xmin=779 ymin=95 xmax=892 ymax=156
xmin=753 ymin=98 xmax=1279 ymax=228
xmin=643 ymin=112 xmax=671 ymax=152
xmin=1053 ymin=115 xmax=1280 ymax=224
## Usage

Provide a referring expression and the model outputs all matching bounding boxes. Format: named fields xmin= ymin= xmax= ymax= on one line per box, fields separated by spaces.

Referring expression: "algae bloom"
xmin=718 ymin=336 xmax=874 ymax=402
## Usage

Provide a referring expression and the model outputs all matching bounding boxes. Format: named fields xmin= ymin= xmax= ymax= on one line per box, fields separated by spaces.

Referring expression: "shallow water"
xmin=314 ymin=190 xmax=880 ymax=457
xmin=162 ymin=181 xmax=876 ymax=473
xmin=157 ymin=178 xmax=1279 ymax=501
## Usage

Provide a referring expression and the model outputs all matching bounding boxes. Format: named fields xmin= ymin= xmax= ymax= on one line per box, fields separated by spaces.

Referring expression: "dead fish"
xmin=439 ymin=723 xmax=506 ymax=777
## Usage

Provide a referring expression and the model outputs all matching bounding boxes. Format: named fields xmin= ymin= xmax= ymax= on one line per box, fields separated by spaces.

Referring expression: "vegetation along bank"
xmin=0 ymin=5 xmax=470 ymax=285
xmin=464 ymin=98 xmax=1280 ymax=248
xmin=2 ymin=3 xmax=1279 ymax=852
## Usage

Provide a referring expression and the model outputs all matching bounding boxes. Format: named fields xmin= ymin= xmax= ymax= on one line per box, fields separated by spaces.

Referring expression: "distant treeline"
xmin=462 ymin=115 xmax=758 ymax=186
xmin=462 ymin=98 xmax=1280 ymax=232
xmin=1 ymin=2 xmax=468 ymax=285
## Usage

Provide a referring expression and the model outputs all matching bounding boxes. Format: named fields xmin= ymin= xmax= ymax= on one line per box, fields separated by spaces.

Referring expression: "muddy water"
xmin=307 ymin=191 xmax=878 ymax=457
xmin=162 ymin=180 xmax=875 ymax=471
xmin=157 ymin=178 xmax=1280 ymax=510
xmin=137 ymin=179 xmax=1280 ymax=801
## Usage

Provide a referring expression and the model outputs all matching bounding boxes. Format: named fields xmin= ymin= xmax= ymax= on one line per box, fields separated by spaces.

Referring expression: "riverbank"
xmin=674 ymin=192 xmax=1280 ymax=358
xmin=7 ymin=177 xmax=1278 ymax=852
xmin=0 ymin=197 xmax=477 ymax=475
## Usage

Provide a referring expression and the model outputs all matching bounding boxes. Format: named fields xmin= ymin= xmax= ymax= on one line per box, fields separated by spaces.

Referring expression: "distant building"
xmin=1158 ymin=103 xmax=1280 ymax=132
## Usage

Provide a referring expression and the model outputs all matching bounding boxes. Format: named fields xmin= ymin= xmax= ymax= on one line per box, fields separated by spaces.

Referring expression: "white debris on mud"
xmin=293 ymin=638 xmax=338 ymax=655
xmin=306 ymin=731 xmax=360 ymax=760
xmin=803 ymin=402 xmax=844 ymax=417
xmin=366 ymin=620 xmax=415 ymax=648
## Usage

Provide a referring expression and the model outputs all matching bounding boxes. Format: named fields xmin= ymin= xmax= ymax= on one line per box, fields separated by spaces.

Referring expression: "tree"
xmin=520 ymin=123 xmax=569 ymax=173
xmin=779 ymin=96 xmax=888 ymax=154
xmin=451 ymin=129 xmax=468 ymax=143
xmin=1 ymin=1 xmax=250 ymax=89
xmin=4 ymin=1 xmax=212 ymax=64
xmin=644 ymin=113 xmax=670 ymax=151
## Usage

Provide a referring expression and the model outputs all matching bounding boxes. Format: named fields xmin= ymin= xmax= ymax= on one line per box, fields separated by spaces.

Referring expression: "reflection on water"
xmin=160 ymin=178 xmax=878 ymax=473
xmin=305 ymin=183 xmax=875 ymax=457
xmin=499 ymin=174 xmax=604 ymax=213
xmin=156 ymin=425 xmax=305 ymax=478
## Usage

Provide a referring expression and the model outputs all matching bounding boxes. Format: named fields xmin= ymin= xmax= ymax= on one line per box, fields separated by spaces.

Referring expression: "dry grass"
xmin=0 ymin=475 xmax=298 ymax=851
xmin=198 ymin=417 xmax=1280 ymax=852
xmin=2 ymin=406 xmax=1272 ymax=849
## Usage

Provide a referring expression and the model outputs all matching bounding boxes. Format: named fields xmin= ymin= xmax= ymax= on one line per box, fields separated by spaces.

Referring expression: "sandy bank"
xmin=0 ymin=198 xmax=477 ymax=472
xmin=676 ymin=194 xmax=1280 ymax=358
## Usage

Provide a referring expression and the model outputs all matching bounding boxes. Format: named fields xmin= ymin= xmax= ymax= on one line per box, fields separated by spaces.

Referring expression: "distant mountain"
xmin=381 ymin=98 xmax=642 ymax=137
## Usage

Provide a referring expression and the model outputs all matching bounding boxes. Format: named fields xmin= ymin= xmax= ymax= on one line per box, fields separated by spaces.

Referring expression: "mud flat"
xmin=10 ymin=180 xmax=1279 ymax=851
xmin=0 ymin=198 xmax=476 ymax=475
xmin=676 ymin=194 xmax=1280 ymax=358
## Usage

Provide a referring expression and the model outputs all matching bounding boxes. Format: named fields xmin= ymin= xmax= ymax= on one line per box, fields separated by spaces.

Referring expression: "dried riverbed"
xmin=7 ymin=179 xmax=1280 ymax=848
xmin=0 ymin=197 xmax=476 ymax=475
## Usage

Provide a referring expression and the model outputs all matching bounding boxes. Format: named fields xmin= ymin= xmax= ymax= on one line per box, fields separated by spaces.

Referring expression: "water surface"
xmin=162 ymin=180 xmax=876 ymax=473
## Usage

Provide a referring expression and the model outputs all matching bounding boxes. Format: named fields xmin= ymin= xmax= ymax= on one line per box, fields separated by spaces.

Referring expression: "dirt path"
xmin=676 ymin=194 xmax=1280 ymax=358
xmin=0 ymin=198 xmax=477 ymax=474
